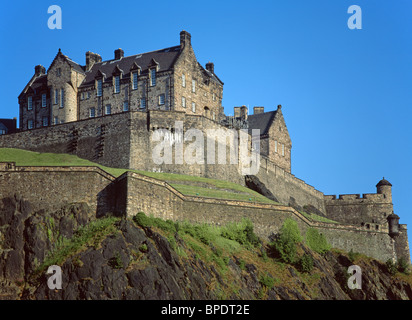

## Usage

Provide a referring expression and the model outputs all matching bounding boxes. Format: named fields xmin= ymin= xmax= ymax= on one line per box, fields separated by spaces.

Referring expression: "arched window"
xmin=204 ymin=106 xmax=210 ymax=118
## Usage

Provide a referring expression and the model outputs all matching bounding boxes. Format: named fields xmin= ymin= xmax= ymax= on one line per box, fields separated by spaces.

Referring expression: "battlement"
xmin=324 ymin=193 xmax=386 ymax=202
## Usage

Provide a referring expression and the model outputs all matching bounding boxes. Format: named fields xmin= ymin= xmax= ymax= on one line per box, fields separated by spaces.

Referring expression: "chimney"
xmin=253 ymin=106 xmax=264 ymax=114
xmin=206 ymin=62 xmax=214 ymax=73
xmin=240 ymin=105 xmax=248 ymax=120
xmin=86 ymin=51 xmax=102 ymax=71
xmin=180 ymin=30 xmax=191 ymax=49
xmin=234 ymin=107 xmax=241 ymax=118
xmin=34 ymin=65 xmax=46 ymax=76
xmin=114 ymin=48 xmax=124 ymax=60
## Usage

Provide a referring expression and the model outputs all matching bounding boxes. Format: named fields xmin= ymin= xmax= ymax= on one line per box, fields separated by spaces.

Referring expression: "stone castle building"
xmin=0 ymin=31 xmax=409 ymax=262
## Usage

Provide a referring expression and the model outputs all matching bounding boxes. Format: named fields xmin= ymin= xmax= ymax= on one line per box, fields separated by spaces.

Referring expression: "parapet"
xmin=325 ymin=193 xmax=386 ymax=203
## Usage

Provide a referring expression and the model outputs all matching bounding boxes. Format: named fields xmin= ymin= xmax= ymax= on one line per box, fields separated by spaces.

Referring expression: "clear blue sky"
xmin=1 ymin=1 xmax=411 ymax=246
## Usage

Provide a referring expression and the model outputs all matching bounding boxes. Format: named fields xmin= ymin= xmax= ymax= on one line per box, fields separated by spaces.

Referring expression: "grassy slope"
xmin=0 ymin=148 xmax=275 ymax=204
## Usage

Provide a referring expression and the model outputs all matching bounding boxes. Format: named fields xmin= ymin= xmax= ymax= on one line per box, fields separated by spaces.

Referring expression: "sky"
xmin=0 ymin=1 xmax=411 ymax=246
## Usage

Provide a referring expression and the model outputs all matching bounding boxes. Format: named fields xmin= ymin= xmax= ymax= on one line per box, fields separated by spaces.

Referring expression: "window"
xmin=60 ymin=88 xmax=64 ymax=108
xmin=41 ymin=94 xmax=47 ymax=108
xmin=159 ymin=94 xmax=165 ymax=105
xmin=140 ymin=98 xmax=146 ymax=109
xmin=182 ymin=96 xmax=186 ymax=108
xmin=89 ymin=107 xmax=96 ymax=118
xmin=87 ymin=92 xmax=91 ymax=99
xmin=282 ymin=144 xmax=285 ymax=156
xmin=105 ymin=104 xmax=111 ymax=115
xmin=275 ymin=140 xmax=278 ymax=153
xmin=132 ymin=72 xmax=138 ymax=90
xmin=81 ymin=92 xmax=85 ymax=100
xmin=28 ymin=119 xmax=33 ymax=129
xmin=192 ymin=79 xmax=196 ymax=93
xmin=42 ymin=116 xmax=48 ymax=127
xmin=182 ymin=74 xmax=186 ymax=87
xmin=123 ymin=101 xmax=129 ymax=112
xmin=57 ymin=68 xmax=61 ymax=77
xmin=212 ymin=112 xmax=216 ymax=121
xmin=114 ymin=76 xmax=120 ymax=93
xmin=213 ymin=93 xmax=216 ymax=101
xmin=150 ymin=68 xmax=156 ymax=86
xmin=97 ymin=79 xmax=102 ymax=96
xmin=54 ymin=89 xmax=58 ymax=104
xmin=192 ymin=102 xmax=196 ymax=113
xmin=54 ymin=117 xmax=59 ymax=125
xmin=27 ymin=96 xmax=33 ymax=110
xmin=0 ymin=129 xmax=5 ymax=135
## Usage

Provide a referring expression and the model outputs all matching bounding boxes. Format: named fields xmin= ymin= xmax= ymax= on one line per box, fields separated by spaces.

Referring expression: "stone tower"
xmin=376 ymin=178 xmax=392 ymax=203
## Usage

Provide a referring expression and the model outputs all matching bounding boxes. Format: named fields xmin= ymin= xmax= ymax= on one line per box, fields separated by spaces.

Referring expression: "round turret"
xmin=376 ymin=177 xmax=392 ymax=202
xmin=387 ymin=212 xmax=400 ymax=238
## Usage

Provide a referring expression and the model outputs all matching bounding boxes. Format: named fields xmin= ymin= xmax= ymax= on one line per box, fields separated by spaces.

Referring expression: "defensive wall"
xmin=0 ymin=163 xmax=408 ymax=262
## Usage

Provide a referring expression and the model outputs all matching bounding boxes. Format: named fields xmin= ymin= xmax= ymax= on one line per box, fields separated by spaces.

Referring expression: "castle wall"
xmin=0 ymin=165 xmax=115 ymax=215
xmin=120 ymin=171 xmax=400 ymax=262
xmin=324 ymin=194 xmax=393 ymax=227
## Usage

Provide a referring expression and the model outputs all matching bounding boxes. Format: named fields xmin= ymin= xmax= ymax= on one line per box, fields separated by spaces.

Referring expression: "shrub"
xmin=133 ymin=212 xmax=152 ymax=228
xmin=305 ymin=228 xmax=331 ymax=254
xmin=348 ymin=249 xmax=360 ymax=263
xmin=297 ymin=254 xmax=314 ymax=273
xmin=271 ymin=219 xmax=302 ymax=264
xmin=220 ymin=219 xmax=260 ymax=248
xmin=397 ymin=257 xmax=410 ymax=274
xmin=108 ymin=253 xmax=124 ymax=269
xmin=259 ymin=273 xmax=275 ymax=289
xmin=386 ymin=259 xmax=397 ymax=276
xmin=139 ymin=244 xmax=148 ymax=253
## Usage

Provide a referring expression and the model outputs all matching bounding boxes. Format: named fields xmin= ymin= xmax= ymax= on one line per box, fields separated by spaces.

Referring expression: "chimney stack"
xmin=240 ymin=105 xmax=248 ymax=120
xmin=34 ymin=65 xmax=46 ymax=76
xmin=206 ymin=62 xmax=214 ymax=73
xmin=180 ymin=30 xmax=191 ymax=49
xmin=86 ymin=51 xmax=102 ymax=71
xmin=253 ymin=106 xmax=264 ymax=114
xmin=114 ymin=48 xmax=124 ymax=60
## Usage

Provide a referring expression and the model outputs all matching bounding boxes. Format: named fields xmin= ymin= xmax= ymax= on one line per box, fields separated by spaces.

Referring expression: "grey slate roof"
xmin=66 ymin=57 xmax=86 ymax=74
xmin=247 ymin=111 xmax=277 ymax=135
xmin=80 ymin=46 xmax=182 ymax=87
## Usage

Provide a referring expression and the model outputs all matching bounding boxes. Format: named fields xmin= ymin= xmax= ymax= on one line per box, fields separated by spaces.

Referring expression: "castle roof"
xmin=376 ymin=178 xmax=392 ymax=187
xmin=247 ymin=111 xmax=277 ymax=135
xmin=79 ymin=45 xmax=182 ymax=87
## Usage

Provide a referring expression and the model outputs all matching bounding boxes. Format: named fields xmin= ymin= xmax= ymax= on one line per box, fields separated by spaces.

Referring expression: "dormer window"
xmin=150 ymin=68 xmax=156 ymax=86
xmin=41 ymin=94 xmax=47 ymax=108
xmin=97 ymin=79 xmax=102 ymax=96
xmin=27 ymin=96 xmax=33 ymax=110
xmin=132 ymin=72 xmax=138 ymax=90
xmin=114 ymin=76 xmax=120 ymax=93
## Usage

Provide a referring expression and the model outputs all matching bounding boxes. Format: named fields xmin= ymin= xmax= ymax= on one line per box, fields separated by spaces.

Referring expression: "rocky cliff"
xmin=0 ymin=195 xmax=411 ymax=300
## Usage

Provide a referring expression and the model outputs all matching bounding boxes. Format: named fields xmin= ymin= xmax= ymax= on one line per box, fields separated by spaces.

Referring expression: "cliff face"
xmin=0 ymin=195 xmax=411 ymax=300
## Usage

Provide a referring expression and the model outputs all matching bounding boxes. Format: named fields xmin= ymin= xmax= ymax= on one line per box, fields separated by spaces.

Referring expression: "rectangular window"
xmin=28 ymin=119 xmax=33 ymax=129
xmin=159 ymin=94 xmax=165 ymax=105
xmin=27 ymin=96 xmax=33 ymax=110
xmin=105 ymin=104 xmax=111 ymax=115
xmin=0 ymin=129 xmax=5 ymax=135
xmin=114 ymin=76 xmax=120 ymax=93
xmin=57 ymin=68 xmax=61 ymax=77
xmin=150 ymin=68 xmax=156 ymax=86
xmin=87 ymin=92 xmax=91 ymax=99
xmin=54 ymin=117 xmax=59 ymax=125
xmin=81 ymin=92 xmax=85 ymax=100
xmin=54 ymin=89 xmax=58 ymax=104
xmin=212 ymin=112 xmax=216 ymax=120
xmin=41 ymin=94 xmax=47 ymax=108
xmin=192 ymin=79 xmax=196 ymax=93
xmin=132 ymin=73 xmax=138 ymax=90
xmin=97 ymin=79 xmax=102 ymax=97
xmin=182 ymin=74 xmax=186 ymax=87
xmin=182 ymin=96 xmax=186 ymax=108
xmin=192 ymin=102 xmax=196 ymax=113
xmin=42 ymin=116 xmax=48 ymax=127
xmin=275 ymin=140 xmax=278 ymax=153
xmin=282 ymin=144 xmax=285 ymax=156
xmin=123 ymin=101 xmax=129 ymax=112
xmin=89 ymin=107 xmax=96 ymax=118
xmin=60 ymin=88 xmax=64 ymax=108
xmin=140 ymin=98 xmax=146 ymax=109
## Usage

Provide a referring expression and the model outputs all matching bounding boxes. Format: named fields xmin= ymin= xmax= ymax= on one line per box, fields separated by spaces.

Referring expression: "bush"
xmin=297 ymin=254 xmax=314 ymax=273
xmin=305 ymin=228 xmax=331 ymax=254
xmin=133 ymin=212 xmax=152 ymax=228
xmin=271 ymin=219 xmax=302 ymax=264
xmin=108 ymin=253 xmax=124 ymax=269
xmin=220 ymin=219 xmax=260 ymax=248
xmin=386 ymin=259 xmax=397 ymax=276
xmin=397 ymin=257 xmax=410 ymax=274
xmin=259 ymin=273 xmax=275 ymax=289
xmin=348 ymin=249 xmax=360 ymax=263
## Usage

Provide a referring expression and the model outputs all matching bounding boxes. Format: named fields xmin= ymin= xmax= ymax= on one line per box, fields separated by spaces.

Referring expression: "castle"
xmin=0 ymin=31 xmax=409 ymax=263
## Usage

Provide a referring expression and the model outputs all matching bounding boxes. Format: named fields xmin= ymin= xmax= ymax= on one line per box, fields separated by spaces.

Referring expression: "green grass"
xmin=299 ymin=211 xmax=338 ymax=224
xmin=0 ymin=148 xmax=277 ymax=204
